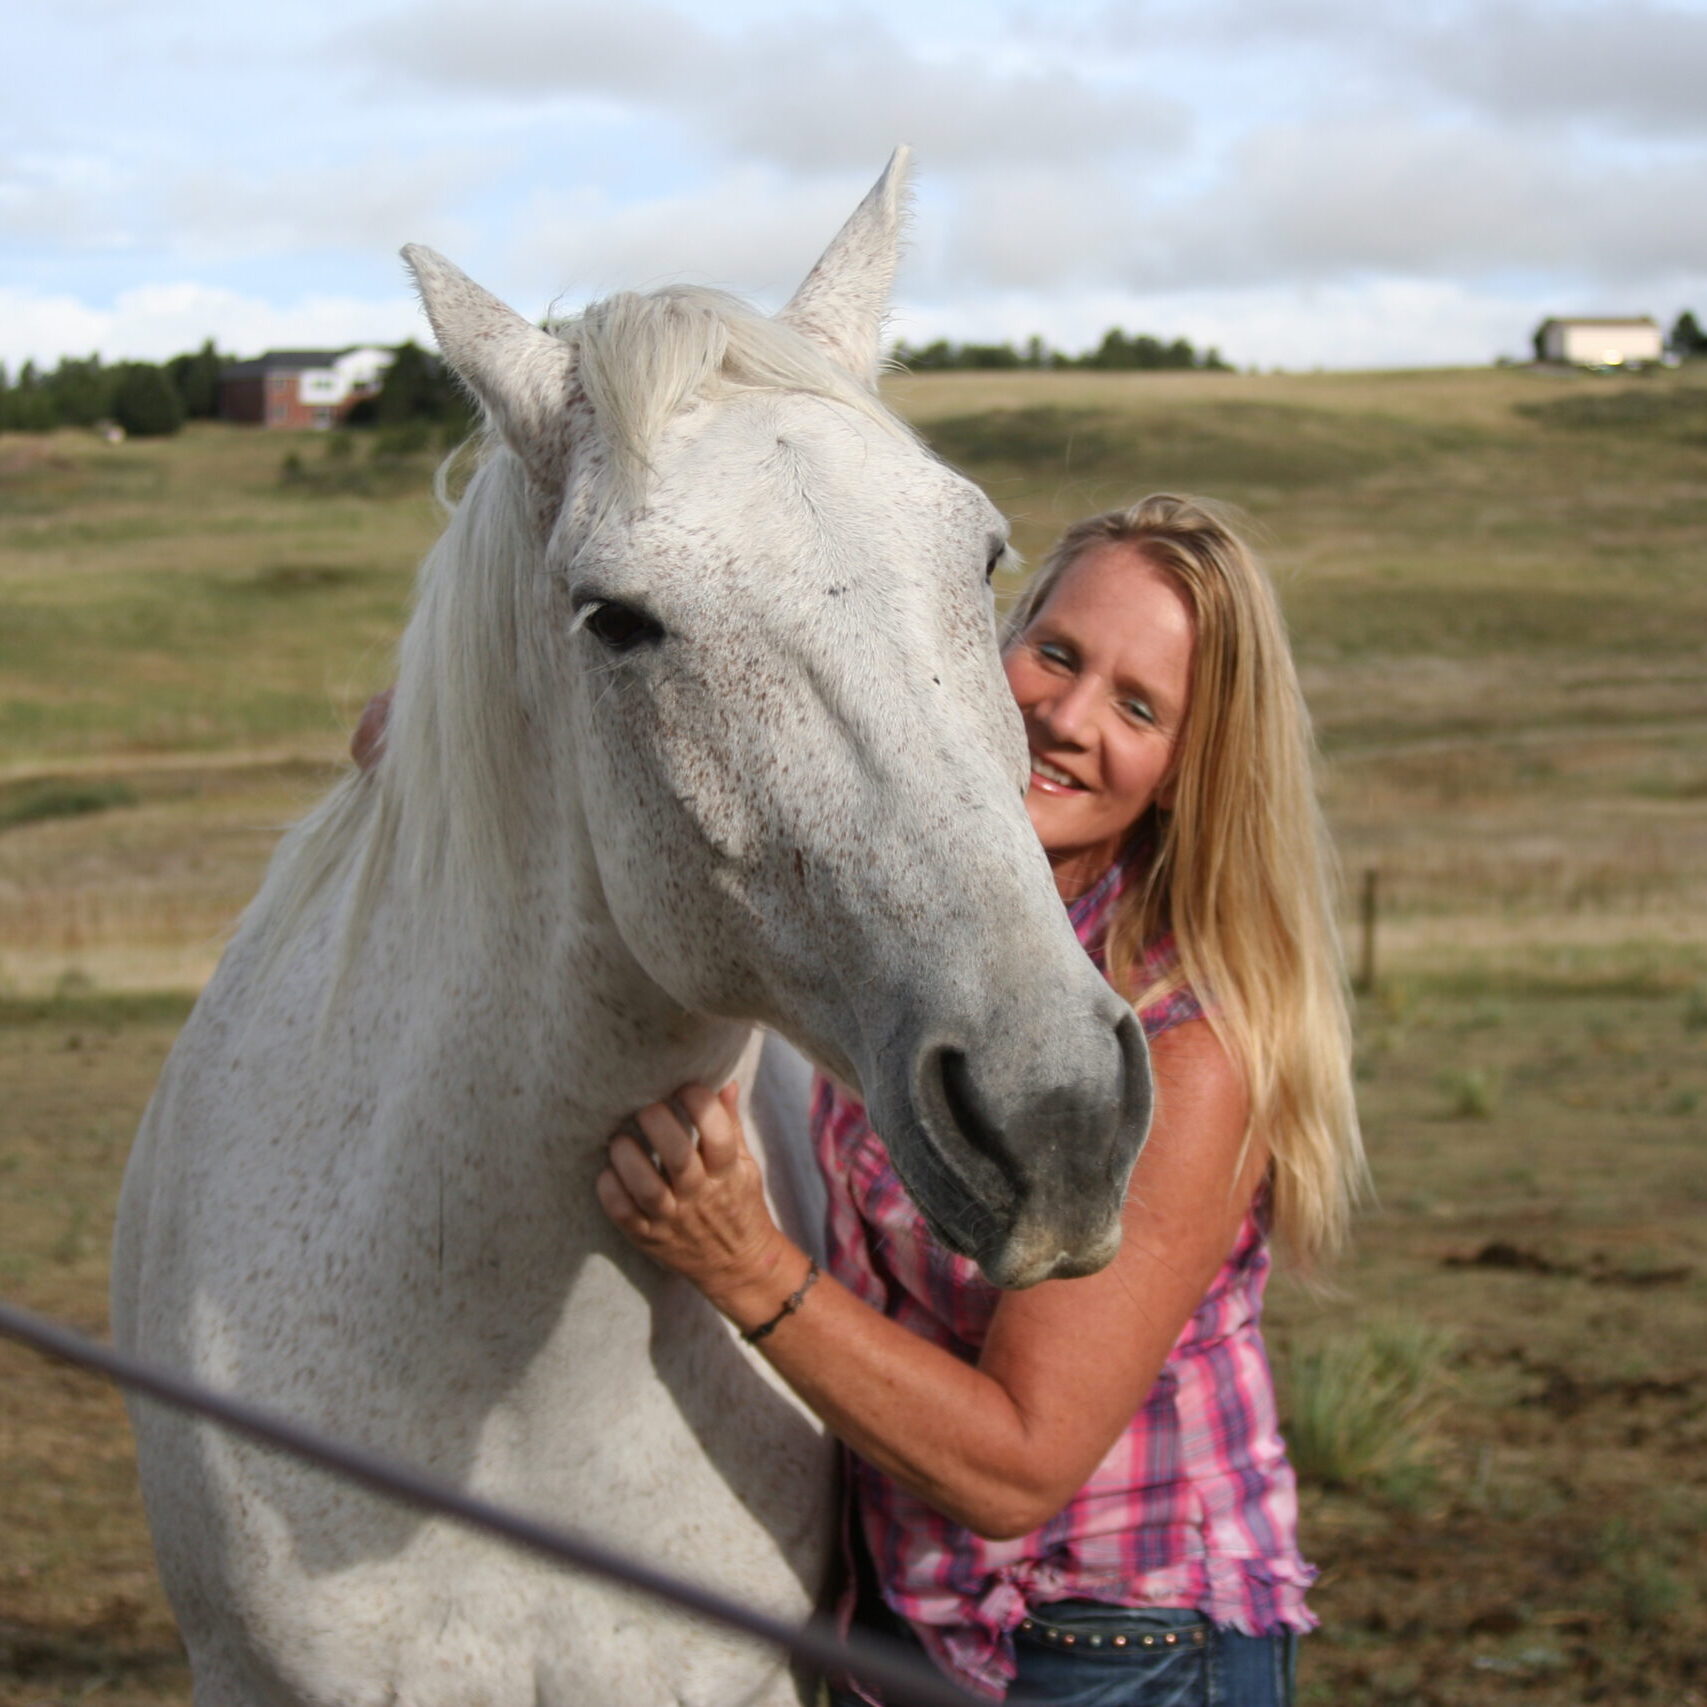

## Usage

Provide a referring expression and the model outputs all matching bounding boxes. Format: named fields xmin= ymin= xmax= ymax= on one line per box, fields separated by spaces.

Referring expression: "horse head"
xmin=401 ymin=154 xmax=1152 ymax=1289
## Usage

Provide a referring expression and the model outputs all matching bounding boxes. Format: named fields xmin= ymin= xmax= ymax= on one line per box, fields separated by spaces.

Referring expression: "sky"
xmin=6 ymin=0 xmax=1707 ymax=373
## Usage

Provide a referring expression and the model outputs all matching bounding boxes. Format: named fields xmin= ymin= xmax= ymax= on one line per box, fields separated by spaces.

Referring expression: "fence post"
xmin=1354 ymin=867 xmax=1378 ymax=996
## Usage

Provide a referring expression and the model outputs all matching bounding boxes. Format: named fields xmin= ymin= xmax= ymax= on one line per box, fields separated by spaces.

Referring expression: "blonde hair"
xmin=1002 ymin=495 xmax=1365 ymax=1265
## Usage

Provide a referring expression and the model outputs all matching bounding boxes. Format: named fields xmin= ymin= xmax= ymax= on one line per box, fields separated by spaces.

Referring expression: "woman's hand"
xmin=596 ymin=1082 xmax=806 ymax=1331
xmin=351 ymin=686 xmax=394 ymax=770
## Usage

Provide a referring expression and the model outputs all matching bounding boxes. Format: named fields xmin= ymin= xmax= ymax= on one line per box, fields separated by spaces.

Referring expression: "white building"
xmin=297 ymin=348 xmax=395 ymax=411
xmin=219 ymin=346 xmax=396 ymax=428
xmin=1535 ymin=317 xmax=1664 ymax=368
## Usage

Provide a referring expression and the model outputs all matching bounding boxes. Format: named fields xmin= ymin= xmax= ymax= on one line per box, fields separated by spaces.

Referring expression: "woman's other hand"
xmin=597 ymin=1082 xmax=802 ymax=1329
xmin=351 ymin=687 xmax=394 ymax=770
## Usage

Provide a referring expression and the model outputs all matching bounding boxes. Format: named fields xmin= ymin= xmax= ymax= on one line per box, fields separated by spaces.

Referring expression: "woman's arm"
xmin=597 ymin=1017 xmax=1261 ymax=1541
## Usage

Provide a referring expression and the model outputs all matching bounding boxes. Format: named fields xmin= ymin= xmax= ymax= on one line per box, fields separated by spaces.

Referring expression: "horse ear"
xmin=777 ymin=147 xmax=912 ymax=389
xmin=402 ymin=245 xmax=575 ymax=482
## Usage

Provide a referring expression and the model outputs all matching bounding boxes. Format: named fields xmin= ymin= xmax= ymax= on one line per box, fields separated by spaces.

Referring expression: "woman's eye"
xmin=1122 ymin=699 xmax=1156 ymax=725
xmin=1036 ymin=640 xmax=1073 ymax=668
xmin=582 ymin=600 xmax=664 ymax=652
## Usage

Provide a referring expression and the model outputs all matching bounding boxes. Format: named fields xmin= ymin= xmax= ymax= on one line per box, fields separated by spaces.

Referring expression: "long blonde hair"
xmin=1002 ymin=495 xmax=1365 ymax=1265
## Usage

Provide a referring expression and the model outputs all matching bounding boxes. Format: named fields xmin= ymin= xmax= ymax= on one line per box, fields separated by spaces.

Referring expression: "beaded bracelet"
xmin=742 ymin=1259 xmax=820 ymax=1344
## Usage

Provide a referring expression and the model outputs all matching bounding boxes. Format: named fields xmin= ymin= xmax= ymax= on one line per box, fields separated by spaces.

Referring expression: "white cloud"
xmin=0 ymin=151 xmax=140 ymax=249
xmin=1137 ymin=0 xmax=1707 ymax=139
xmin=930 ymin=167 xmax=1148 ymax=293
xmin=1168 ymin=116 xmax=1707 ymax=287
xmin=9 ymin=0 xmax=1707 ymax=374
xmin=162 ymin=150 xmax=497 ymax=264
xmin=350 ymin=0 xmax=1188 ymax=169
xmin=503 ymin=168 xmax=881 ymax=306
xmin=1404 ymin=0 xmax=1707 ymax=137
xmin=0 ymin=282 xmax=424 ymax=368
xmin=363 ymin=0 xmax=703 ymax=97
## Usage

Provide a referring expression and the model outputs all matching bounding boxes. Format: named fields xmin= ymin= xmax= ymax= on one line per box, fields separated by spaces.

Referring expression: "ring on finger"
xmin=665 ymin=1096 xmax=703 ymax=1150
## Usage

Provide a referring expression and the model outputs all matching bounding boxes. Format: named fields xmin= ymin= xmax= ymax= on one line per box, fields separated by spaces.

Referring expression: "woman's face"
xmin=1002 ymin=541 xmax=1195 ymax=901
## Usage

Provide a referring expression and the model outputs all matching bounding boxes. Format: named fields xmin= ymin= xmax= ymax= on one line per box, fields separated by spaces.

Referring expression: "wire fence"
xmin=0 ymin=1298 xmax=982 ymax=1707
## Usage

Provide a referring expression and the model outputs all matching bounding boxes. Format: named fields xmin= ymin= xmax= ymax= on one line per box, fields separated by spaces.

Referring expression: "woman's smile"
xmin=1003 ymin=540 xmax=1195 ymax=900
xmin=1028 ymin=756 xmax=1086 ymax=793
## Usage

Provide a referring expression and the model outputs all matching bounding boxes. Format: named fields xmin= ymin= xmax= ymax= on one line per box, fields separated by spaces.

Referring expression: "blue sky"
xmin=7 ymin=0 xmax=1707 ymax=371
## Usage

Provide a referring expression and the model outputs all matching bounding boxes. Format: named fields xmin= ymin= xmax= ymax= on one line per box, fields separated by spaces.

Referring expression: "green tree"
xmin=370 ymin=341 xmax=461 ymax=423
xmin=1085 ymin=327 xmax=1133 ymax=369
xmin=1 ymin=360 xmax=58 ymax=431
xmin=892 ymin=338 xmax=957 ymax=371
xmin=45 ymin=354 xmax=115 ymax=426
xmin=1669 ymin=310 xmax=1706 ymax=359
xmin=959 ymin=341 xmax=1022 ymax=370
xmin=167 ymin=339 xmax=224 ymax=417
xmin=112 ymin=363 xmax=186 ymax=436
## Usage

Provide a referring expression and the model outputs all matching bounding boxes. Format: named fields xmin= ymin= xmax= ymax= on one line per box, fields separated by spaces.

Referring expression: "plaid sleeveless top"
xmin=813 ymin=858 xmax=1315 ymax=1700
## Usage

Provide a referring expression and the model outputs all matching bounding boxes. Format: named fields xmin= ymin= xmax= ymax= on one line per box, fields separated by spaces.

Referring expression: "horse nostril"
xmin=937 ymin=1047 xmax=1004 ymax=1165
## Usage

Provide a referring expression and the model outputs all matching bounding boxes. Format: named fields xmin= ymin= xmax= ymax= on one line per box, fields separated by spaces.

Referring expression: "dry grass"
xmin=0 ymin=998 xmax=192 ymax=1706
xmin=3 ymin=370 xmax=1706 ymax=1703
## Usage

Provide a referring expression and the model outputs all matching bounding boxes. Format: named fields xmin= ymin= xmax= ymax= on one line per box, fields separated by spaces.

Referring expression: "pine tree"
xmin=1669 ymin=310 xmax=1706 ymax=359
xmin=112 ymin=364 xmax=186 ymax=437
xmin=167 ymin=339 xmax=224 ymax=417
xmin=374 ymin=341 xmax=449 ymax=422
xmin=4 ymin=360 xmax=58 ymax=431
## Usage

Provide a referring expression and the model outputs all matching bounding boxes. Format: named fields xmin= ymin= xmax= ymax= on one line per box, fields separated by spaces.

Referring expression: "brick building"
xmin=218 ymin=347 xmax=394 ymax=429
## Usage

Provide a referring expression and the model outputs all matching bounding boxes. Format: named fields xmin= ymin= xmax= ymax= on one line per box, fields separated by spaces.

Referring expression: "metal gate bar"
xmin=0 ymin=1299 xmax=982 ymax=1707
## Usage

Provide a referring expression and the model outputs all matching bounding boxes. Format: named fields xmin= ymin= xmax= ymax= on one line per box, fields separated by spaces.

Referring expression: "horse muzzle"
xmin=871 ymin=1001 xmax=1152 ymax=1289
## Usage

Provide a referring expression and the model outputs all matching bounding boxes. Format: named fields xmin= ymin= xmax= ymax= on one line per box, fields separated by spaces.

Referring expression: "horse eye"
xmin=985 ymin=542 xmax=1008 ymax=582
xmin=582 ymin=600 xmax=664 ymax=652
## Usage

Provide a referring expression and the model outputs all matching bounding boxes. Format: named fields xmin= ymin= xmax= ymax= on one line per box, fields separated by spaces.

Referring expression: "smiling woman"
xmin=600 ymin=492 xmax=1366 ymax=1706
xmin=1002 ymin=540 xmax=1195 ymax=901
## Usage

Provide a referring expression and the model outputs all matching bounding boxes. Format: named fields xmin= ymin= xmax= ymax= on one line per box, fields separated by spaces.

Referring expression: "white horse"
xmin=111 ymin=154 xmax=1152 ymax=1707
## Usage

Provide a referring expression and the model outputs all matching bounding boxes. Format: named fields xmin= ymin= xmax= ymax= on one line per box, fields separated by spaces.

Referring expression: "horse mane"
xmin=242 ymin=284 xmax=912 ymax=989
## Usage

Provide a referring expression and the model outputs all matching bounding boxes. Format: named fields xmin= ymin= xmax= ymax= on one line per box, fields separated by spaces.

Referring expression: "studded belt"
xmin=1016 ymin=1614 xmax=1209 ymax=1651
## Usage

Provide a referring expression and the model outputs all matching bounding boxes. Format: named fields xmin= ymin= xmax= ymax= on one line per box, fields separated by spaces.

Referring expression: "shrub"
xmin=1438 ymin=1065 xmax=1502 ymax=1120
xmin=0 ymin=778 xmax=137 ymax=831
xmin=1280 ymin=1320 xmax=1454 ymax=1499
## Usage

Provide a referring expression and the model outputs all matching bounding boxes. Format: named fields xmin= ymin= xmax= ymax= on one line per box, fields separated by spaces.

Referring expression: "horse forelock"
xmin=564 ymin=284 xmax=913 ymax=510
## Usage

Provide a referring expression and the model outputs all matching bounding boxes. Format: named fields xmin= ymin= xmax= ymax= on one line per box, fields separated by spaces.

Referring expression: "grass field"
xmin=2 ymin=365 xmax=1705 ymax=1705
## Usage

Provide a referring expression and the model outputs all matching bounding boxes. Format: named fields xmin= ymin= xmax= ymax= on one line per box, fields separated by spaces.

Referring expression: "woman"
xmin=596 ymin=494 xmax=1365 ymax=1706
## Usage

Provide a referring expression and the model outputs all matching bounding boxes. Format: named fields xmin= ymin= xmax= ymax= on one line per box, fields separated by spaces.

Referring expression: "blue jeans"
xmin=829 ymin=1601 xmax=1297 ymax=1707
xmin=1012 ymin=1602 xmax=1296 ymax=1706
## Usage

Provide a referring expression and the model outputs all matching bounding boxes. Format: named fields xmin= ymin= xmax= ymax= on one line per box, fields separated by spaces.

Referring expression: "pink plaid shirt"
xmin=815 ymin=858 xmax=1315 ymax=1700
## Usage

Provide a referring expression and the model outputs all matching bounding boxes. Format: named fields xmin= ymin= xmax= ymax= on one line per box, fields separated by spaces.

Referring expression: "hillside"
xmin=2 ymin=368 xmax=1704 ymax=1707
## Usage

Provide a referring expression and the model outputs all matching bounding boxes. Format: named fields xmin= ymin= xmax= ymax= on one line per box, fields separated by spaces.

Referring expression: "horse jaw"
xmin=402 ymin=243 xmax=575 ymax=491
xmin=777 ymin=146 xmax=912 ymax=388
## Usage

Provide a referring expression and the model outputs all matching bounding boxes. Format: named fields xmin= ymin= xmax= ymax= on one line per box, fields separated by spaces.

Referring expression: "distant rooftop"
xmin=221 ymin=348 xmax=381 ymax=378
